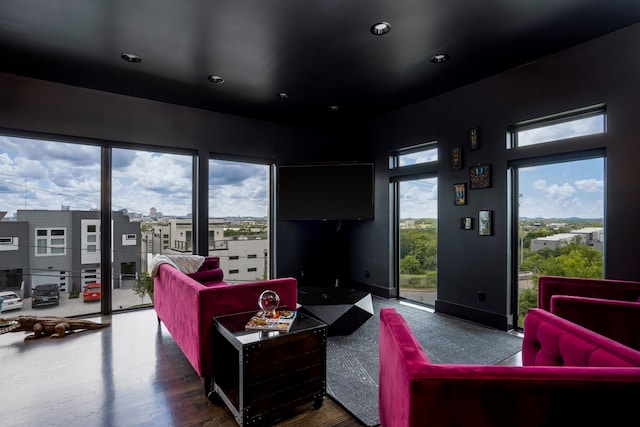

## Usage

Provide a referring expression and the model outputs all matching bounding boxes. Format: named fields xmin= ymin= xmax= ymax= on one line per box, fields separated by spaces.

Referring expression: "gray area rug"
xmin=325 ymin=297 xmax=523 ymax=426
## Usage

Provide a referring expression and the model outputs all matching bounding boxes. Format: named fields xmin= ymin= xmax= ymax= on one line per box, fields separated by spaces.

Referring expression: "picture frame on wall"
xmin=450 ymin=146 xmax=463 ymax=170
xmin=454 ymin=183 xmax=467 ymax=205
xmin=478 ymin=210 xmax=493 ymax=236
xmin=469 ymin=164 xmax=491 ymax=189
xmin=460 ymin=217 xmax=473 ymax=230
xmin=469 ymin=126 xmax=480 ymax=150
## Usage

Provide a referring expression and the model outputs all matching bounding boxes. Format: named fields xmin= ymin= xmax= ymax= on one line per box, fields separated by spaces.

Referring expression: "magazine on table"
xmin=245 ymin=309 xmax=297 ymax=332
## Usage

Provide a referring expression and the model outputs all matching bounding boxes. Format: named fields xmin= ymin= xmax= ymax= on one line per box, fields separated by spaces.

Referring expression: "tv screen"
xmin=277 ymin=163 xmax=374 ymax=220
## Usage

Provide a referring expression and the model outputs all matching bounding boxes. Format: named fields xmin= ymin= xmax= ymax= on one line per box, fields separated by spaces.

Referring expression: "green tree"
xmin=140 ymin=222 xmax=154 ymax=232
xmin=400 ymin=255 xmax=423 ymax=274
xmin=519 ymin=286 xmax=538 ymax=322
xmin=414 ymin=238 xmax=437 ymax=270
xmin=518 ymin=243 xmax=603 ymax=327
xmin=133 ymin=273 xmax=154 ymax=305
xmin=399 ymin=229 xmax=417 ymax=258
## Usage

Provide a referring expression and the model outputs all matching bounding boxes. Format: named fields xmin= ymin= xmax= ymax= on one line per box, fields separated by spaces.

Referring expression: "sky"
xmin=0 ymin=112 xmax=604 ymax=221
xmin=396 ymin=157 xmax=604 ymax=219
xmin=0 ymin=136 xmax=269 ymax=219
xmin=396 ymin=113 xmax=605 ymax=219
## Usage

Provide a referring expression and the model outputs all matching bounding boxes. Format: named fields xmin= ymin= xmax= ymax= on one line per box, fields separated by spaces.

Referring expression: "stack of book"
xmin=245 ymin=309 xmax=297 ymax=332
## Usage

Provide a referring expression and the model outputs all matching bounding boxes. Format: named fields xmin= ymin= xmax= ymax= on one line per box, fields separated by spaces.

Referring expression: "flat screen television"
xmin=277 ymin=163 xmax=374 ymax=220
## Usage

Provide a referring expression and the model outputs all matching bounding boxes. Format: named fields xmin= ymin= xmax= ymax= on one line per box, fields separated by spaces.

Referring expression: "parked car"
xmin=0 ymin=291 xmax=23 ymax=312
xmin=83 ymin=283 xmax=101 ymax=302
xmin=31 ymin=284 xmax=60 ymax=308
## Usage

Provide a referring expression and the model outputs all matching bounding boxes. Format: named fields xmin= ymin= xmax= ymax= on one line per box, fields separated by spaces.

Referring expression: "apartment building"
xmin=0 ymin=210 xmax=140 ymax=296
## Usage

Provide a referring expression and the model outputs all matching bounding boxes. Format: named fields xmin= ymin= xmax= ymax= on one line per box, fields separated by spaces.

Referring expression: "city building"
xmin=0 ymin=210 xmax=140 ymax=296
xmin=530 ymin=227 xmax=604 ymax=252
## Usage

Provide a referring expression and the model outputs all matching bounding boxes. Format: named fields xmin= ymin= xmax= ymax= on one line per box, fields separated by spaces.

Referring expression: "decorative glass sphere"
xmin=258 ymin=289 xmax=280 ymax=317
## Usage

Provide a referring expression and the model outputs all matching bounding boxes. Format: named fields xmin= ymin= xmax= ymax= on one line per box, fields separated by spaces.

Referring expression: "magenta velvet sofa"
xmin=538 ymin=275 xmax=640 ymax=350
xmin=379 ymin=307 xmax=640 ymax=427
xmin=153 ymin=256 xmax=298 ymax=396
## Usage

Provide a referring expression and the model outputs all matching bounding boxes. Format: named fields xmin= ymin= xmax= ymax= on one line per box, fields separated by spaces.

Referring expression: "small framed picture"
xmin=450 ymin=146 xmax=463 ymax=170
xmin=454 ymin=183 xmax=467 ymax=205
xmin=478 ymin=210 xmax=493 ymax=236
xmin=460 ymin=217 xmax=473 ymax=230
xmin=469 ymin=164 xmax=491 ymax=189
xmin=469 ymin=126 xmax=480 ymax=150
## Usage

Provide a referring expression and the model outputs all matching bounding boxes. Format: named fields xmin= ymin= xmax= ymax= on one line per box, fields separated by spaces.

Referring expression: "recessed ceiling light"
xmin=207 ymin=75 xmax=224 ymax=83
xmin=121 ymin=53 xmax=142 ymax=63
xmin=371 ymin=22 xmax=391 ymax=35
xmin=276 ymin=92 xmax=289 ymax=99
xmin=431 ymin=54 xmax=449 ymax=63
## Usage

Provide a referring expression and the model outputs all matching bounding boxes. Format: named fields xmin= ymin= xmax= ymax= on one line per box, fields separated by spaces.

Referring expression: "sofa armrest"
xmin=537 ymin=275 xmax=640 ymax=311
xmin=379 ymin=307 xmax=431 ymax=427
xmin=154 ymin=264 xmax=209 ymax=375
xmin=551 ymin=295 xmax=640 ymax=351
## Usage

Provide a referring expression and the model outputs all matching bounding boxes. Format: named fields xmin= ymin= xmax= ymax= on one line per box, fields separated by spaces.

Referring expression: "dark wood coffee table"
xmin=212 ymin=311 xmax=327 ymax=426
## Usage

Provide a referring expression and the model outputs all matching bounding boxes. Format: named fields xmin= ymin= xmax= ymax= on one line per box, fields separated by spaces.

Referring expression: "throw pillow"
xmin=187 ymin=268 xmax=224 ymax=284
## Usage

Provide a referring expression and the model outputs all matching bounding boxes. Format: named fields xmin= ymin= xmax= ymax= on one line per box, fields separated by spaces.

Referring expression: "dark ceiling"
xmin=1 ymin=1 xmax=639 ymax=127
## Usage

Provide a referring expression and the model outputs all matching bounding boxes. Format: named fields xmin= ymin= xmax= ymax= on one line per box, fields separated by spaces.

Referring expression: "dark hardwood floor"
xmin=0 ymin=308 xmax=365 ymax=427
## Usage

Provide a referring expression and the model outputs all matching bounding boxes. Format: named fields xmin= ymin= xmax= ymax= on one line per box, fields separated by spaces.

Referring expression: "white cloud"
xmin=545 ymin=183 xmax=575 ymax=204
xmin=532 ymin=179 xmax=547 ymax=190
xmin=575 ymin=178 xmax=603 ymax=192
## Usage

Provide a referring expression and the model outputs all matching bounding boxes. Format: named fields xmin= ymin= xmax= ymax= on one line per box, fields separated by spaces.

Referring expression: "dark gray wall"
xmin=0 ymin=73 xmax=333 ymax=164
xmin=0 ymin=72 xmax=334 ymax=281
xmin=347 ymin=24 xmax=640 ymax=328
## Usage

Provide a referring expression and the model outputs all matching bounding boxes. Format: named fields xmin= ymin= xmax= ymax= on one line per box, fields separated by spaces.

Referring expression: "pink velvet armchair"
xmin=379 ymin=307 xmax=640 ymax=427
xmin=537 ymin=275 xmax=640 ymax=350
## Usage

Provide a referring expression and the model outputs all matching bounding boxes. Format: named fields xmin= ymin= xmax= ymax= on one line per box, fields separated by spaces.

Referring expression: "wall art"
xmin=478 ymin=210 xmax=493 ymax=236
xmin=454 ymin=183 xmax=467 ymax=205
xmin=469 ymin=126 xmax=480 ymax=150
xmin=460 ymin=217 xmax=473 ymax=230
xmin=469 ymin=164 xmax=491 ymax=189
xmin=450 ymin=146 xmax=463 ymax=170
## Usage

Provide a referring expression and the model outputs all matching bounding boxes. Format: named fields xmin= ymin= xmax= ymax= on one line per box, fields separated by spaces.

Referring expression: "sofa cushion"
xmin=186 ymin=268 xmax=224 ymax=284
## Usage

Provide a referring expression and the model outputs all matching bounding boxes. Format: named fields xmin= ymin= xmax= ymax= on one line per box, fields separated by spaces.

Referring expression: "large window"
xmin=208 ymin=158 xmax=270 ymax=282
xmin=0 ymin=134 xmax=200 ymax=317
xmin=397 ymin=178 xmax=438 ymax=305
xmin=391 ymin=143 xmax=438 ymax=306
xmin=112 ymin=147 xmax=193 ymax=304
xmin=0 ymin=136 xmax=102 ymax=316
xmin=509 ymin=107 xmax=606 ymax=329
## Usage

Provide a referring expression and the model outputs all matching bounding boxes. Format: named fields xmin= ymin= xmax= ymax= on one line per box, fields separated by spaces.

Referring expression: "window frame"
xmin=508 ymin=104 xmax=606 ymax=149
xmin=507 ymin=103 xmax=607 ymax=330
xmin=34 ymin=227 xmax=67 ymax=256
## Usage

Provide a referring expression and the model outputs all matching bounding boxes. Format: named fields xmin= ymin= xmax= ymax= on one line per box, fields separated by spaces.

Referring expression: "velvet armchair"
xmin=537 ymin=275 xmax=640 ymax=350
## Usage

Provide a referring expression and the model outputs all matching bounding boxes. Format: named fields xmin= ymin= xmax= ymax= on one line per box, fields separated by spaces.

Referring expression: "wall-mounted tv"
xmin=277 ymin=163 xmax=374 ymax=221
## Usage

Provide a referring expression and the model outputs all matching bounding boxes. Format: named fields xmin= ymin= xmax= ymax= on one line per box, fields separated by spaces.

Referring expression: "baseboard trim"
xmin=435 ymin=299 xmax=512 ymax=331
xmin=347 ymin=281 xmax=395 ymax=299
